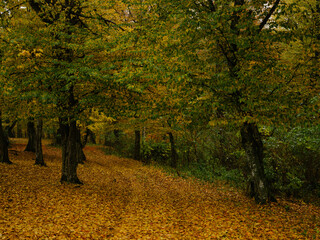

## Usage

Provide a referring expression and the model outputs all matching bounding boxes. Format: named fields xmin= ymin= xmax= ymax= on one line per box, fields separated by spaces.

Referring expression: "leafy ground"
xmin=0 ymin=139 xmax=319 ymax=239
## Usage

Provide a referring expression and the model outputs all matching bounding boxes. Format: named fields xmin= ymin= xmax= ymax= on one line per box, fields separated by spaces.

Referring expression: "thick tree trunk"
xmin=0 ymin=111 xmax=11 ymax=164
xmin=134 ymin=129 xmax=141 ymax=160
xmin=76 ymin=126 xmax=86 ymax=164
xmin=35 ymin=119 xmax=46 ymax=166
xmin=60 ymin=119 xmax=82 ymax=184
xmin=240 ymin=122 xmax=275 ymax=204
xmin=168 ymin=132 xmax=178 ymax=169
xmin=25 ymin=120 xmax=36 ymax=152
xmin=60 ymin=118 xmax=68 ymax=173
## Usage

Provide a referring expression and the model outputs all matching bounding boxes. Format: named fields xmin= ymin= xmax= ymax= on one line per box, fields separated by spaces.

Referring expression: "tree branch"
xmin=93 ymin=9 xmax=125 ymax=31
xmin=0 ymin=2 xmax=27 ymax=17
xmin=258 ymin=0 xmax=281 ymax=33
xmin=208 ymin=0 xmax=216 ymax=12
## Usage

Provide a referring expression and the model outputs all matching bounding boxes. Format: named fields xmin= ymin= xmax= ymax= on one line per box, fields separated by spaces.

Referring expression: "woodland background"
xmin=0 ymin=0 xmax=320 ymax=206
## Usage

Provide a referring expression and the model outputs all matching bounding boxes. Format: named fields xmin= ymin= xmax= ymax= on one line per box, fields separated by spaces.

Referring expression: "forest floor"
xmin=0 ymin=139 xmax=319 ymax=239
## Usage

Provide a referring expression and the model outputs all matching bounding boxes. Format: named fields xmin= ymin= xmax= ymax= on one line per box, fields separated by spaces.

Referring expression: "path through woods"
xmin=0 ymin=139 xmax=319 ymax=239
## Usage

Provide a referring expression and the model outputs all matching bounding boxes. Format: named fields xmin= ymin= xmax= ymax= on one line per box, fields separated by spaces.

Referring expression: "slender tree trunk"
xmin=134 ymin=129 xmax=141 ymax=160
xmin=86 ymin=128 xmax=96 ymax=144
xmin=83 ymin=128 xmax=89 ymax=147
xmin=0 ymin=111 xmax=11 ymax=164
xmin=240 ymin=122 xmax=275 ymax=204
xmin=35 ymin=119 xmax=46 ymax=166
xmin=25 ymin=120 xmax=36 ymax=152
xmin=54 ymin=126 xmax=62 ymax=146
xmin=113 ymin=129 xmax=122 ymax=152
xmin=5 ymin=120 xmax=17 ymax=138
xmin=168 ymin=132 xmax=178 ymax=169
xmin=16 ymin=122 xmax=23 ymax=138
xmin=114 ymin=129 xmax=120 ymax=143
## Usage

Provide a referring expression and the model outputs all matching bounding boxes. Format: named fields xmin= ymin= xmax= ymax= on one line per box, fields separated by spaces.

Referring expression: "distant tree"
xmin=25 ymin=120 xmax=36 ymax=152
xmin=134 ymin=129 xmax=141 ymax=161
xmin=35 ymin=119 xmax=45 ymax=166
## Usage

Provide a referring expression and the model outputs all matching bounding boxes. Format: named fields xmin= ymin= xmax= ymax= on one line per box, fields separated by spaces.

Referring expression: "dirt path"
xmin=0 ymin=141 xmax=319 ymax=239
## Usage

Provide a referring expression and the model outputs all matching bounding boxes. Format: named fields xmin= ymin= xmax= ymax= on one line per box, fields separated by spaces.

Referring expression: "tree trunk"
xmin=5 ymin=120 xmax=17 ymax=138
xmin=60 ymin=118 xmax=68 ymax=175
xmin=25 ymin=120 xmax=36 ymax=152
xmin=134 ymin=129 xmax=141 ymax=160
xmin=0 ymin=111 xmax=11 ymax=164
xmin=76 ymin=126 xmax=86 ymax=164
xmin=35 ymin=119 xmax=46 ymax=166
xmin=86 ymin=128 xmax=96 ymax=144
xmin=16 ymin=122 xmax=23 ymax=138
xmin=168 ymin=132 xmax=178 ymax=169
xmin=54 ymin=126 xmax=62 ymax=146
xmin=60 ymin=119 xmax=82 ymax=184
xmin=240 ymin=122 xmax=275 ymax=204
xmin=114 ymin=129 xmax=120 ymax=144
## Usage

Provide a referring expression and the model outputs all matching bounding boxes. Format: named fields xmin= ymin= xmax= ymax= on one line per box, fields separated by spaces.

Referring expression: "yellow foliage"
xmin=1 ymin=140 xmax=320 ymax=239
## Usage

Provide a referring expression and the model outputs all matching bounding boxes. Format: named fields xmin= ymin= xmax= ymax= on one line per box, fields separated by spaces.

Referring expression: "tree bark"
xmin=86 ymin=128 xmax=96 ymax=144
xmin=25 ymin=120 xmax=36 ymax=152
xmin=27 ymin=0 xmax=84 ymax=183
xmin=168 ymin=132 xmax=178 ymax=169
xmin=16 ymin=122 xmax=23 ymax=138
xmin=0 ymin=111 xmax=11 ymax=164
xmin=76 ymin=126 xmax=86 ymax=164
xmin=5 ymin=120 xmax=17 ymax=138
xmin=134 ymin=129 xmax=141 ymax=160
xmin=114 ymin=129 xmax=120 ymax=143
xmin=35 ymin=119 xmax=46 ymax=166
xmin=241 ymin=122 xmax=275 ymax=204
xmin=60 ymin=119 xmax=82 ymax=184
xmin=54 ymin=126 xmax=62 ymax=146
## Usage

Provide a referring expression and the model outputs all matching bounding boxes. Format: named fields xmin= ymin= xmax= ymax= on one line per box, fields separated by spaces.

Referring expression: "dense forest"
xmin=0 ymin=0 xmax=320 ymax=208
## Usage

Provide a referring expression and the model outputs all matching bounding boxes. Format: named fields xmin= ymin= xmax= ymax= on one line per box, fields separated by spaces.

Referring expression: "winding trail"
xmin=0 ymin=140 xmax=319 ymax=239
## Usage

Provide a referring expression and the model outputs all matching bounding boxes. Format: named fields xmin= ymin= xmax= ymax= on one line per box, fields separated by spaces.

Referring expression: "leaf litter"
xmin=0 ymin=140 xmax=319 ymax=239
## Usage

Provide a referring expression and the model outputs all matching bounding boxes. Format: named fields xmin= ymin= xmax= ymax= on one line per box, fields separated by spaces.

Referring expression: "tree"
xmin=134 ymin=129 xmax=141 ymax=160
xmin=35 ymin=119 xmax=45 ymax=166
xmin=0 ymin=0 xmax=14 ymax=165
xmin=21 ymin=0 xmax=133 ymax=184
xmin=0 ymin=111 xmax=11 ymax=164
xmin=142 ymin=0 xmax=305 ymax=203
xmin=25 ymin=120 xmax=36 ymax=152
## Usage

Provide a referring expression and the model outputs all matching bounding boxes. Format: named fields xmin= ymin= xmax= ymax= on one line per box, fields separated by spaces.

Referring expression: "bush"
xmin=141 ymin=140 xmax=170 ymax=164
xmin=264 ymin=126 xmax=320 ymax=198
xmin=103 ymin=131 xmax=134 ymax=158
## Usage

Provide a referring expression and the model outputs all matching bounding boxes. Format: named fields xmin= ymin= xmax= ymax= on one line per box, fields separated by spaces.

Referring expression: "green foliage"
xmin=177 ymin=126 xmax=245 ymax=171
xmin=104 ymin=131 xmax=134 ymax=158
xmin=141 ymin=140 xmax=170 ymax=164
xmin=264 ymin=126 xmax=320 ymax=198
xmin=1 ymin=0 xmax=320 ymax=201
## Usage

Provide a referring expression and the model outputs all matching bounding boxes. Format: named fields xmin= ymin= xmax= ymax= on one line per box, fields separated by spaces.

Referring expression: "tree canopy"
xmin=0 ymin=0 xmax=319 ymax=204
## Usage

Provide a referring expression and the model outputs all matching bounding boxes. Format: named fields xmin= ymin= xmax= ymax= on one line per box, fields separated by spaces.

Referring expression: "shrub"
xmin=141 ymin=140 xmax=170 ymax=164
xmin=264 ymin=126 xmax=320 ymax=198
